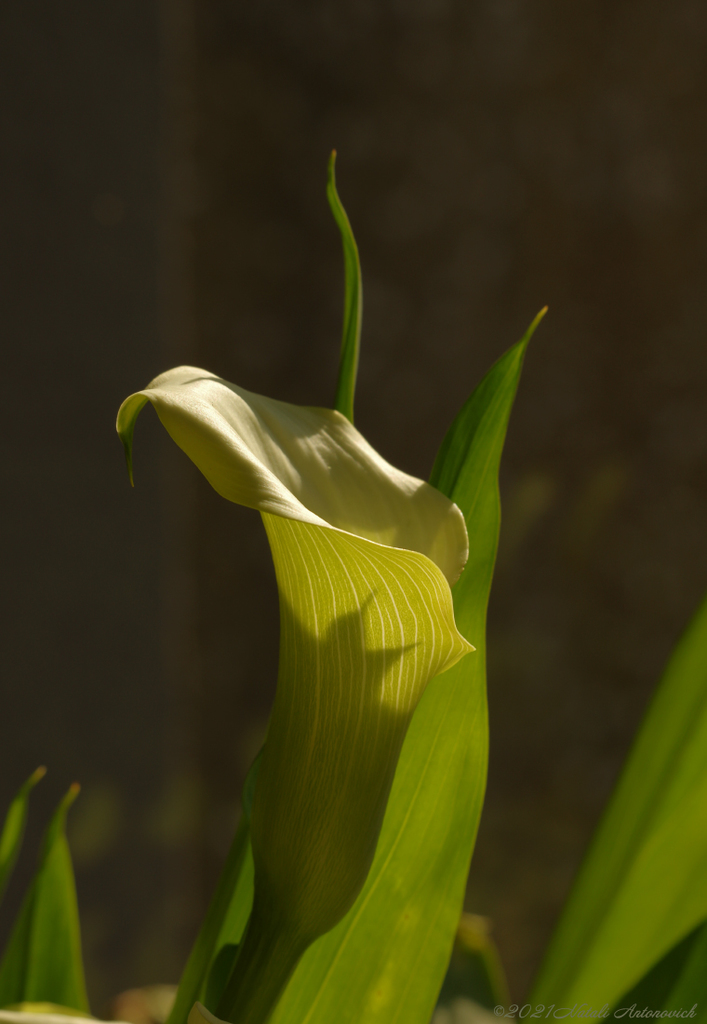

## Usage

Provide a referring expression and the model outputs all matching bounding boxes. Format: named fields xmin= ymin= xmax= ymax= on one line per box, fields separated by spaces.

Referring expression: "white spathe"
xmin=117 ymin=367 xmax=468 ymax=588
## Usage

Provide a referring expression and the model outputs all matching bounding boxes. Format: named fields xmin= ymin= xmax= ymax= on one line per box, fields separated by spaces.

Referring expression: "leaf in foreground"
xmin=0 ymin=784 xmax=88 ymax=1012
xmin=531 ymin=588 xmax=707 ymax=1006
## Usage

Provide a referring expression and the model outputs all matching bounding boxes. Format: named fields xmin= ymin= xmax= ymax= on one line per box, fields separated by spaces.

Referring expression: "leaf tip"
xmin=327 ymin=150 xmax=339 ymax=205
xmin=66 ymin=782 xmax=81 ymax=808
xmin=30 ymin=766 xmax=47 ymax=786
xmin=516 ymin=305 xmax=548 ymax=357
xmin=530 ymin=305 xmax=548 ymax=333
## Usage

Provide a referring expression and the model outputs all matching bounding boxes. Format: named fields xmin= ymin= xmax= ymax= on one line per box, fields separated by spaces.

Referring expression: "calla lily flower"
xmin=117 ymin=367 xmax=474 ymax=1024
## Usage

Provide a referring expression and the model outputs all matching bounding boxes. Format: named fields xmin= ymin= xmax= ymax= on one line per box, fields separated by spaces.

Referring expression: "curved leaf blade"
xmin=531 ymin=587 xmax=707 ymax=1006
xmin=0 ymin=785 xmax=88 ymax=1013
xmin=327 ymin=151 xmax=362 ymax=424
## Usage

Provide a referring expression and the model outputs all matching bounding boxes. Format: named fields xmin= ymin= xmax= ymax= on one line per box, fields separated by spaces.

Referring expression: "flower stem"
xmin=215 ymin=903 xmax=306 ymax=1024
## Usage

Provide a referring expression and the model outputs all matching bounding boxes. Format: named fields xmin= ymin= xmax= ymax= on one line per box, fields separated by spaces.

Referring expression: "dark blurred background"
xmin=1 ymin=0 xmax=706 ymax=1009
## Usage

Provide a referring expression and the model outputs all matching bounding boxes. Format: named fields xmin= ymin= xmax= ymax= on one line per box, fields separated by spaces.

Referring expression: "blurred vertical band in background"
xmin=1 ymin=0 xmax=706 ymax=1007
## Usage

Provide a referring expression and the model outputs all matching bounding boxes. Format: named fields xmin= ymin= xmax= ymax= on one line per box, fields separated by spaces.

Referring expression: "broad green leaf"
xmin=436 ymin=914 xmax=510 ymax=1012
xmin=0 ymin=785 xmax=88 ymax=1013
xmin=531 ymin=588 xmax=707 ymax=1007
xmin=265 ymin=312 xmax=543 ymax=1024
xmin=327 ymin=151 xmax=362 ymax=424
xmin=118 ymin=370 xmax=471 ymax=1024
xmin=0 ymin=767 xmax=46 ymax=905
xmin=614 ymin=919 xmax=707 ymax=1015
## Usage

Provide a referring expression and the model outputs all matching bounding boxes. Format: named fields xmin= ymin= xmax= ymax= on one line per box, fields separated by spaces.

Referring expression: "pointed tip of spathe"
xmin=121 ymin=438 xmax=135 ymax=487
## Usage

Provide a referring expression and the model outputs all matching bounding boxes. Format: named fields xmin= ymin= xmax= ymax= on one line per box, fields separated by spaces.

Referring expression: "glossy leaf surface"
xmin=532 ymin=589 xmax=707 ymax=1006
xmin=0 ymin=785 xmax=88 ymax=1012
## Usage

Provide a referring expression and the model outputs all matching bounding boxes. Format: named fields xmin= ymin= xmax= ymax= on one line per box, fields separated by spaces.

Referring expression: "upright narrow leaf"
xmin=0 ymin=768 xmax=46 ymax=905
xmin=267 ymin=312 xmax=543 ymax=1024
xmin=327 ymin=151 xmax=362 ymax=424
xmin=0 ymin=785 xmax=88 ymax=1013
xmin=168 ymin=754 xmax=263 ymax=1024
xmin=531 ymin=587 xmax=707 ymax=1006
xmin=166 ymin=818 xmax=252 ymax=1024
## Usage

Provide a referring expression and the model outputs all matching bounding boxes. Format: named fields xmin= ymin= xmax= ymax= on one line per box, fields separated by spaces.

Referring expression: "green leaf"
xmin=0 ymin=784 xmax=88 ymax=1013
xmin=204 ymin=945 xmax=240 ymax=1014
xmin=241 ymin=751 xmax=262 ymax=823
xmin=0 ymin=767 xmax=46 ymax=906
xmin=663 ymin=921 xmax=707 ymax=1016
xmin=169 ymin=750 xmax=264 ymax=1024
xmin=166 ymin=816 xmax=252 ymax=1024
xmin=614 ymin=919 xmax=707 ymax=1014
xmin=327 ymin=151 xmax=362 ymax=424
xmin=119 ymin=366 xmax=472 ymax=1024
xmin=264 ymin=312 xmax=543 ymax=1024
xmin=436 ymin=913 xmax=510 ymax=1012
xmin=531 ymin=587 xmax=707 ymax=1007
